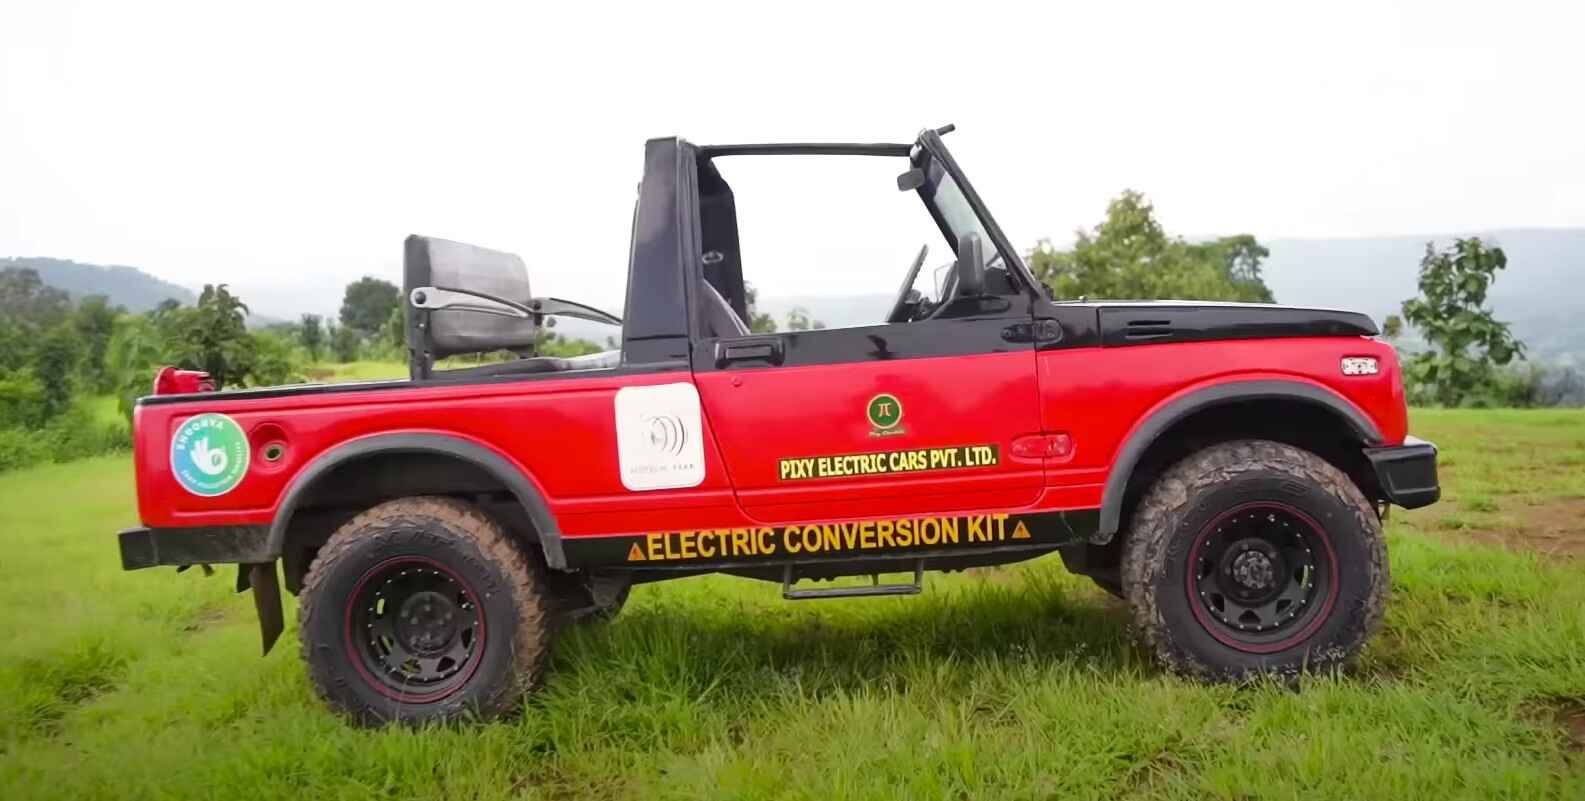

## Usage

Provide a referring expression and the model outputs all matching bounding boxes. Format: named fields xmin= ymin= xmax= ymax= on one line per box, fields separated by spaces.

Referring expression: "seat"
xmin=404 ymin=235 xmax=622 ymax=380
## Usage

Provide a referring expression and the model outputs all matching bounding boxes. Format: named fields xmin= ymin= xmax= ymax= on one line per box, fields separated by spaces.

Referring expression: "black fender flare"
xmin=266 ymin=432 xmax=568 ymax=569
xmin=1097 ymin=379 xmax=1383 ymax=537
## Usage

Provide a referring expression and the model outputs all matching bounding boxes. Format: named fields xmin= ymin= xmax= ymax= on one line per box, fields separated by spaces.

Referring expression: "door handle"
xmin=714 ymin=337 xmax=784 ymax=368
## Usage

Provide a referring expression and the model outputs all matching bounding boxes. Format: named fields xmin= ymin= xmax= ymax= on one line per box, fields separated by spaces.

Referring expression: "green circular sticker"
xmin=867 ymin=393 xmax=903 ymax=430
xmin=170 ymin=413 xmax=250 ymax=497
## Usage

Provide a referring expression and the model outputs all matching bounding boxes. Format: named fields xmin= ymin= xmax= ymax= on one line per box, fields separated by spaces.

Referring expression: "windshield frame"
xmin=912 ymin=130 xmax=1040 ymax=297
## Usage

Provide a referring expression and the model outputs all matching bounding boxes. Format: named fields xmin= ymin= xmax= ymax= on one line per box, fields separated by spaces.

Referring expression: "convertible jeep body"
xmin=119 ymin=126 xmax=1439 ymax=724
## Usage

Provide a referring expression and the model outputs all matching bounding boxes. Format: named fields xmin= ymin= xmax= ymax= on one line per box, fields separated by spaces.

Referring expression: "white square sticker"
xmin=614 ymin=382 xmax=707 ymax=491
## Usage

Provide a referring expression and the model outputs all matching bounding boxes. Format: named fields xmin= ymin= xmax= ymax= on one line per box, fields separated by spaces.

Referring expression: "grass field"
xmin=1 ymin=409 xmax=1583 ymax=800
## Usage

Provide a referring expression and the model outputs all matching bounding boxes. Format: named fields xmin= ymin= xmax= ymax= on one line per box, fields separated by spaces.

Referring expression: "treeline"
xmin=0 ymin=268 xmax=605 ymax=472
xmin=1035 ymin=190 xmax=1582 ymax=408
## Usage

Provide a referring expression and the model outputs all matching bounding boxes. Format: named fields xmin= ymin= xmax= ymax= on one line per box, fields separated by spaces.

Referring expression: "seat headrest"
xmin=404 ymin=235 xmax=538 ymax=358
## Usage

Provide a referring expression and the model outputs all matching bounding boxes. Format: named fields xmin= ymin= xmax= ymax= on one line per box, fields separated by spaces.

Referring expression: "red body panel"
xmin=133 ymin=336 xmax=1406 ymax=547
xmin=695 ymin=350 xmax=1043 ymax=523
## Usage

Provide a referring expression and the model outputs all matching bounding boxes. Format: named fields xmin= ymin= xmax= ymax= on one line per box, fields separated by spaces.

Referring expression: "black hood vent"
xmin=1097 ymin=303 xmax=1378 ymax=347
xmin=1124 ymin=319 xmax=1174 ymax=341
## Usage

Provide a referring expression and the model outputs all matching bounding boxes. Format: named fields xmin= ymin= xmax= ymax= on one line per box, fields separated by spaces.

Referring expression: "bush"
xmin=0 ymin=405 xmax=130 ymax=474
xmin=0 ymin=370 xmax=49 ymax=429
xmin=0 ymin=428 xmax=52 ymax=472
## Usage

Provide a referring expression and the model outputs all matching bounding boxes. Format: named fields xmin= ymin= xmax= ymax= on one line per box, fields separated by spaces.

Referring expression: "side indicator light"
xmin=1012 ymin=433 xmax=1074 ymax=460
xmin=1341 ymin=357 xmax=1379 ymax=376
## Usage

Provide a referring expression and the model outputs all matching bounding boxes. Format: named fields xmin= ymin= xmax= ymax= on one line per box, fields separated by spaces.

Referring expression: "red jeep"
xmin=119 ymin=126 xmax=1439 ymax=724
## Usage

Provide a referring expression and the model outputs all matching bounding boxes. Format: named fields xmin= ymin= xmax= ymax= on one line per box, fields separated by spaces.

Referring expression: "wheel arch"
xmin=1098 ymin=379 xmax=1384 ymax=538
xmin=268 ymin=433 xmax=566 ymax=589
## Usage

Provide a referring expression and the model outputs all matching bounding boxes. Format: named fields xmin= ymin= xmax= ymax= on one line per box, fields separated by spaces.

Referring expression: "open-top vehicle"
xmin=119 ymin=126 xmax=1438 ymax=724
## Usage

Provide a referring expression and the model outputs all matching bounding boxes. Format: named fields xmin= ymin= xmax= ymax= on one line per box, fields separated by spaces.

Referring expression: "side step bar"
xmin=781 ymin=562 xmax=924 ymax=600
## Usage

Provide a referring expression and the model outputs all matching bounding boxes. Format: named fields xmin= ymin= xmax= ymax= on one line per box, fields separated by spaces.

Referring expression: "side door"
xmin=693 ymin=310 xmax=1044 ymax=524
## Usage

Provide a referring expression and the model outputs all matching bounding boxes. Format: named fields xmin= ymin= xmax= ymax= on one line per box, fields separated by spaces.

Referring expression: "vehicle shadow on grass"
xmin=541 ymin=570 xmax=1148 ymax=708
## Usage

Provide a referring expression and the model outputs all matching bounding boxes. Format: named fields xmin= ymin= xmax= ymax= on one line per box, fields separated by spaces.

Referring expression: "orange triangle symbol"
xmin=1011 ymin=521 xmax=1031 ymax=540
xmin=627 ymin=542 xmax=646 ymax=561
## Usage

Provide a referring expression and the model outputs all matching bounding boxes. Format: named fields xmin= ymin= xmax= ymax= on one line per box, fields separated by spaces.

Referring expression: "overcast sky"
xmin=3 ymin=0 xmax=1582 ymax=319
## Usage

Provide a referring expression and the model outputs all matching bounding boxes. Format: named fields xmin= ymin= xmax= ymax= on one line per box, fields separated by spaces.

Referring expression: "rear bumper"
xmin=118 ymin=525 xmax=272 ymax=570
xmin=1363 ymin=436 xmax=1440 ymax=509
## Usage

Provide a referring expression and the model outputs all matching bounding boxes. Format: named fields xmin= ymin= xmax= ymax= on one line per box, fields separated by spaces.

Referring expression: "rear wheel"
xmin=1121 ymin=440 xmax=1387 ymax=680
xmin=297 ymin=496 xmax=552 ymax=724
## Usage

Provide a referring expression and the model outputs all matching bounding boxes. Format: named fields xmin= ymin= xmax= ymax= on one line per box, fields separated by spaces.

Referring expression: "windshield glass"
xmin=923 ymin=159 xmax=1001 ymax=271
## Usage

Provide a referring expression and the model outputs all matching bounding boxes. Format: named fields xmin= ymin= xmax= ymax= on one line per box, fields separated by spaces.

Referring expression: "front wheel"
xmin=297 ymin=497 xmax=553 ymax=725
xmin=1121 ymin=440 xmax=1387 ymax=680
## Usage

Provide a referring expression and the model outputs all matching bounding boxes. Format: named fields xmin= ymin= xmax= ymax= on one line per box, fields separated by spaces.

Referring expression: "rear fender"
xmin=267 ymin=432 xmax=566 ymax=568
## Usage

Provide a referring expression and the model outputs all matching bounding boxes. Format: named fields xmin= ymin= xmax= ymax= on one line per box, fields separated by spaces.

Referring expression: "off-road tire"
xmin=1121 ymin=440 xmax=1388 ymax=680
xmin=297 ymin=496 xmax=552 ymax=725
xmin=1089 ymin=575 xmax=1125 ymax=599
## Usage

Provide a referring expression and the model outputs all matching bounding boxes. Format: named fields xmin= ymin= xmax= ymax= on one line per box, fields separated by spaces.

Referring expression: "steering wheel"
xmin=885 ymin=244 xmax=929 ymax=323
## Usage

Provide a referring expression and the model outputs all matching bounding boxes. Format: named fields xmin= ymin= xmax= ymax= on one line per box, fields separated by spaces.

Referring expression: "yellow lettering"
xmin=860 ymin=522 xmax=876 ymax=549
xmin=876 ymin=519 xmax=896 ymax=548
xmin=967 ymin=516 xmax=985 ymax=542
xmin=756 ymin=528 xmax=775 ymax=555
xmin=783 ymin=526 xmax=801 ymax=553
xmin=646 ymin=533 xmax=664 ymax=561
xmin=802 ymin=526 xmax=820 ymax=553
xmin=940 ymin=517 xmax=959 ymax=545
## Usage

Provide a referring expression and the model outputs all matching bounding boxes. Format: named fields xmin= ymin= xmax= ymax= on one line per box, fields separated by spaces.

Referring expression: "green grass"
xmin=2 ymin=411 xmax=1583 ymax=799
xmin=306 ymin=360 xmax=409 ymax=382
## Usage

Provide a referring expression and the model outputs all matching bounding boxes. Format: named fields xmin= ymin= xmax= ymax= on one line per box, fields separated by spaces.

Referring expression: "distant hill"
xmin=1262 ymin=228 xmax=1585 ymax=366
xmin=2 ymin=256 xmax=196 ymax=311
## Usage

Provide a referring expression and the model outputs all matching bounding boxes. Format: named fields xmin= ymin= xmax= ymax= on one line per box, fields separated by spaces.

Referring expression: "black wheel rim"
xmin=345 ymin=556 xmax=485 ymax=700
xmin=1186 ymin=502 xmax=1338 ymax=653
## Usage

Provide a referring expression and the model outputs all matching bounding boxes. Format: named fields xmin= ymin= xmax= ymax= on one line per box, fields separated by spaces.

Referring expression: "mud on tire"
xmin=297 ymin=496 xmax=552 ymax=725
xmin=1121 ymin=440 xmax=1388 ymax=680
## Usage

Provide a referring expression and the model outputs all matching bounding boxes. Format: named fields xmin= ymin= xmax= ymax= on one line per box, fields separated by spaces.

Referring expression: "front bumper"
xmin=1363 ymin=435 xmax=1440 ymax=509
xmin=118 ymin=525 xmax=272 ymax=570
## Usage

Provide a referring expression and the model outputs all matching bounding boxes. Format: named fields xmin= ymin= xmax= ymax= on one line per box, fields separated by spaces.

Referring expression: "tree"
xmin=785 ymin=306 xmax=826 ymax=331
xmin=1381 ymin=314 xmax=1404 ymax=342
xmin=300 ymin=314 xmax=324 ymax=361
xmin=340 ymin=277 xmax=400 ymax=338
xmin=33 ymin=324 xmax=81 ymax=419
xmin=72 ymin=295 xmax=119 ymax=392
xmin=1028 ymin=190 xmax=1275 ymax=303
xmin=384 ymin=306 xmax=405 ymax=352
xmin=0 ymin=267 xmax=70 ymax=328
xmin=160 ymin=284 xmax=256 ymax=390
xmin=329 ymin=323 xmax=361 ymax=363
xmin=744 ymin=282 xmax=776 ymax=333
xmin=1399 ymin=237 xmax=1525 ymax=406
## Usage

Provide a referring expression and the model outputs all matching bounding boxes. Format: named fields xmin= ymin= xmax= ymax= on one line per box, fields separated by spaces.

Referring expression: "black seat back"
xmin=403 ymin=235 xmax=539 ymax=378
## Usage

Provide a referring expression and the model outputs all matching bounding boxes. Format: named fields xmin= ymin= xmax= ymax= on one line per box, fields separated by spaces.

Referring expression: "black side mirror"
xmin=956 ymin=232 xmax=985 ymax=297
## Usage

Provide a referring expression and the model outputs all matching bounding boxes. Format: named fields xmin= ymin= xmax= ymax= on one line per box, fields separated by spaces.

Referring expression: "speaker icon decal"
xmin=614 ymin=383 xmax=706 ymax=491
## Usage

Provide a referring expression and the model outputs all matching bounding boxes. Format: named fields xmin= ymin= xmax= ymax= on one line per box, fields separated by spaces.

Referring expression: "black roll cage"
xmin=685 ymin=127 xmax=1039 ymax=337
